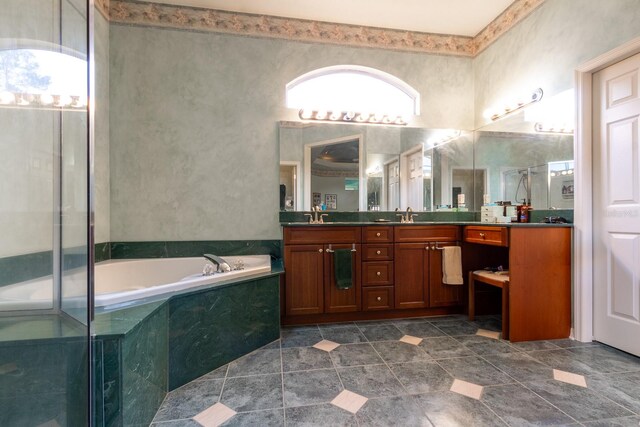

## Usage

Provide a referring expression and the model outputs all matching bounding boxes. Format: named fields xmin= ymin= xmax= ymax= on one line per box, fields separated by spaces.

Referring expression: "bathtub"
xmin=0 ymin=255 xmax=272 ymax=311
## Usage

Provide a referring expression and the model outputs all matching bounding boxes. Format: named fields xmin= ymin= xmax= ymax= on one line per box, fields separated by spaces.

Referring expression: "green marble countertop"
xmin=281 ymin=221 xmax=573 ymax=228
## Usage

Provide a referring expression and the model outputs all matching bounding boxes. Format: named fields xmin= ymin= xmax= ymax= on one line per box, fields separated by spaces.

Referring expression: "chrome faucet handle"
xmin=304 ymin=213 xmax=314 ymax=223
xmin=319 ymin=214 xmax=328 ymax=223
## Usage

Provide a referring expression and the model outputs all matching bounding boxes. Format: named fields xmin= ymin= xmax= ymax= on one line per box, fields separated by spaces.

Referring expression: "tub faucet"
xmin=204 ymin=254 xmax=231 ymax=273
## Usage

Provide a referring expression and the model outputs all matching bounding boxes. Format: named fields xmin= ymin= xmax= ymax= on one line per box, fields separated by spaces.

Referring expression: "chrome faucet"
xmin=396 ymin=207 xmax=417 ymax=223
xmin=304 ymin=206 xmax=328 ymax=224
xmin=203 ymin=254 xmax=231 ymax=273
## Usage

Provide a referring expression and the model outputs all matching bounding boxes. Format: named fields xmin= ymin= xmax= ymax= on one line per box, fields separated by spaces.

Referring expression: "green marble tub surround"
xmin=94 ymin=301 xmax=169 ymax=427
xmin=93 ymin=272 xmax=282 ymax=424
xmin=0 ymin=250 xmax=52 ymax=287
xmin=109 ymin=240 xmax=282 ymax=260
xmin=168 ymin=275 xmax=280 ymax=390
xmin=0 ymin=314 xmax=89 ymax=426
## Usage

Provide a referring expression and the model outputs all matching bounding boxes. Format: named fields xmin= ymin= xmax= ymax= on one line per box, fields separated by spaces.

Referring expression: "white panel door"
xmin=593 ymin=52 xmax=640 ymax=356
xmin=407 ymin=149 xmax=424 ymax=210
xmin=386 ymin=159 xmax=400 ymax=211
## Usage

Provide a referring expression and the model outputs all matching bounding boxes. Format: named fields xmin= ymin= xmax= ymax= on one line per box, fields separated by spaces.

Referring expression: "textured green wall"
xmin=108 ymin=25 xmax=474 ymax=241
xmin=474 ymin=0 xmax=640 ymax=127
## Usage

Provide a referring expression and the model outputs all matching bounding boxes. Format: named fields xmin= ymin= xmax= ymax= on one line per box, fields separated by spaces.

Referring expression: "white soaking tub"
xmin=0 ymin=255 xmax=272 ymax=311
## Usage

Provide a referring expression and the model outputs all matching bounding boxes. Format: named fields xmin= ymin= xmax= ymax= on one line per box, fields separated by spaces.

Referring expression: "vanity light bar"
xmin=428 ymin=130 xmax=462 ymax=147
xmin=550 ymin=169 xmax=574 ymax=177
xmin=490 ymin=88 xmax=543 ymax=121
xmin=0 ymin=91 xmax=87 ymax=111
xmin=534 ymin=122 xmax=574 ymax=134
xmin=299 ymin=109 xmax=407 ymax=126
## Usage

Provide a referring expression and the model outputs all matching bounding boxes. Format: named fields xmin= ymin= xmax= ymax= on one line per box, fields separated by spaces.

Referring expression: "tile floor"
xmin=150 ymin=315 xmax=640 ymax=426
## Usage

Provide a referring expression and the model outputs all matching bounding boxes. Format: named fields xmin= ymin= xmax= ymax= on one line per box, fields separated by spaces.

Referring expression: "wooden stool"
xmin=468 ymin=270 xmax=510 ymax=340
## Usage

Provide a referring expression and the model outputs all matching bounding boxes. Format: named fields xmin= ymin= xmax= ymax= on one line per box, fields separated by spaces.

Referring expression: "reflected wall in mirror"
xmin=473 ymin=108 xmax=574 ymax=211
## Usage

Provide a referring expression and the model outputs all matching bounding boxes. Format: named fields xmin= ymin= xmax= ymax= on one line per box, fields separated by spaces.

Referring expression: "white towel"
xmin=442 ymin=246 xmax=463 ymax=285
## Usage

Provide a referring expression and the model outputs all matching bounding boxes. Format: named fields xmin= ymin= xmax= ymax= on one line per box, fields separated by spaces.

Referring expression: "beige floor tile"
xmin=399 ymin=335 xmax=423 ymax=346
xmin=331 ymin=389 xmax=368 ymax=414
xmin=313 ymin=339 xmax=340 ymax=352
xmin=193 ymin=402 xmax=237 ymax=427
xmin=450 ymin=379 xmax=483 ymax=400
xmin=476 ymin=329 xmax=501 ymax=340
xmin=553 ymin=369 xmax=587 ymax=387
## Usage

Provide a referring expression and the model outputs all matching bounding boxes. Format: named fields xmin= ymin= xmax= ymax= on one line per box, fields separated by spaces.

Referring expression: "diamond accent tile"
xmin=450 ymin=379 xmax=484 ymax=400
xmin=0 ymin=363 xmax=18 ymax=375
xmin=193 ymin=402 xmax=237 ymax=427
xmin=476 ymin=329 xmax=501 ymax=340
xmin=331 ymin=389 xmax=368 ymax=414
xmin=313 ymin=340 xmax=340 ymax=352
xmin=553 ymin=369 xmax=587 ymax=388
xmin=36 ymin=421 xmax=61 ymax=427
xmin=399 ymin=335 xmax=423 ymax=346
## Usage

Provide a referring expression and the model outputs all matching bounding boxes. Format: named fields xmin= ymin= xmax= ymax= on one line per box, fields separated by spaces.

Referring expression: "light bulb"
xmin=315 ymin=110 xmax=327 ymax=120
xmin=344 ymin=111 xmax=355 ymax=121
xmin=329 ymin=111 xmax=341 ymax=121
xmin=567 ymin=170 xmax=574 ymax=175
xmin=0 ymin=92 xmax=15 ymax=104
xmin=39 ymin=94 xmax=54 ymax=105
xmin=300 ymin=109 xmax=313 ymax=119
xmin=57 ymin=95 xmax=72 ymax=107
xmin=550 ymin=172 xmax=557 ymax=177
xmin=561 ymin=170 xmax=567 ymax=175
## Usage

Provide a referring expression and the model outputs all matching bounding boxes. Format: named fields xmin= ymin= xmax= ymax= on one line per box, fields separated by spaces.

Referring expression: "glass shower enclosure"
xmin=0 ymin=0 xmax=93 ymax=425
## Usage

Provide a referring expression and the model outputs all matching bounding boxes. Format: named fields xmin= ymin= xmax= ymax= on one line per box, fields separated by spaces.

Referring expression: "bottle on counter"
xmin=519 ymin=200 xmax=530 ymax=223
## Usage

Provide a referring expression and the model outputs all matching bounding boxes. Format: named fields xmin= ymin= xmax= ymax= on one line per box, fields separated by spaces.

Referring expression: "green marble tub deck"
xmin=0 ymin=314 xmax=89 ymax=426
xmin=93 ymin=268 xmax=282 ymax=427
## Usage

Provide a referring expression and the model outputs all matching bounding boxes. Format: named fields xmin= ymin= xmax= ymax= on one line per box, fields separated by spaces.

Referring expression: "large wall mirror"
xmin=279 ymin=122 xmax=474 ymax=212
xmin=474 ymin=92 xmax=574 ymax=211
xmin=279 ymin=91 xmax=574 ymax=213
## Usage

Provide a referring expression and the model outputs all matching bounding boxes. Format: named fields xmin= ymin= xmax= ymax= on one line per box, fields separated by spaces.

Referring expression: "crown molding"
xmin=474 ymin=0 xmax=545 ymax=54
xmin=102 ymin=0 xmax=545 ymax=57
xmin=96 ymin=0 xmax=110 ymax=20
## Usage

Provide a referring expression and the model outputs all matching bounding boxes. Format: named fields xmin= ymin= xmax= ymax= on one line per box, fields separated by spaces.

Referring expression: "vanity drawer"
xmin=363 ymin=226 xmax=394 ymax=243
xmin=362 ymin=261 xmax=394 ymax=285
xmin=394 ymin=226 xmax=460 ymax=243
xmin=284 ymin=226 xmax=361 ymax=244
xmin=464 ymin=226 xmax=509 ymax=247
xmin=363 ymin=244 xmax=393 ymax=261
xmin=362 ymin=286 xmax=394 ymax=311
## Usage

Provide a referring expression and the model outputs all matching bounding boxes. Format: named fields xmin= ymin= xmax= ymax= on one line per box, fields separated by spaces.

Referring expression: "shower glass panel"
xmin=0 ymin=1 xmax=91 ymax=425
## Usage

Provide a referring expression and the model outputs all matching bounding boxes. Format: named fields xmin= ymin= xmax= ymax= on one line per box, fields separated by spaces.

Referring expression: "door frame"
xmin=280 ymin=161 xmax=302 ymax=211
xmin=400 ymin=144 xmax=424 ymax=209
xmin=574 ymin=36 xmax=640 ymax=342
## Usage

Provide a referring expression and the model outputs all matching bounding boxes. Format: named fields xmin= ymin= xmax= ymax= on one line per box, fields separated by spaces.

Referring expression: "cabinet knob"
xmin=425 ymin=246 xmax=430 ymax=250
xmin=318 ymin=249 xmax=323 ymax=253
xmin=376 ymin=232 xmax=381 ymax=237
xmin=479 ymin=233 xmax=486 ymax=238
xmin=376 ymin=250 xmax=381 ymax=255
xmin=376 ymin=271 xmax=381 ymax=276
xmin=376 ymin=296 xmax=382 ymax=301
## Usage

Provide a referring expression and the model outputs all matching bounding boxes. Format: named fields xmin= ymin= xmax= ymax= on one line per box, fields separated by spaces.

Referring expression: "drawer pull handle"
xmin=376 ymin=271 xmax=381 ymax=276
xmin=376 ymin=296 xmax=382 ymax=301
xmin=376 ymin=250 xmax=381 ymax=255
xmin=376 ymin=232 xmax=381 ymax=237
xmin=479 ymin=233 xmax=486 ymax=238
xmin=318 ymin=249 xmax=323 ymax=253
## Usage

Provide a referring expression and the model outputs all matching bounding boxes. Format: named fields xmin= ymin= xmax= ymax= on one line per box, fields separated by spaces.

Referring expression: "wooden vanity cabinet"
xmin=361 ymin=226 xmax=395 ymax=312
xmin=283 ymin=227 xmax=362 ymax=316
xmin=394 ymin=229 xmax=463 ymax=309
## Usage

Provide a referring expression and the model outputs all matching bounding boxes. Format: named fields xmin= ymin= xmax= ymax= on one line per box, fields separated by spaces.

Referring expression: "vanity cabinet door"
xmin=428 ymin=243 xmax=464 ymax=307
xmin=284 ymin=245 xmax=324 ymax=316
xmin=324 ymin=244 xmax=362 ymax=313
xmin=394 ymin=243 xmax=429 ymax=309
